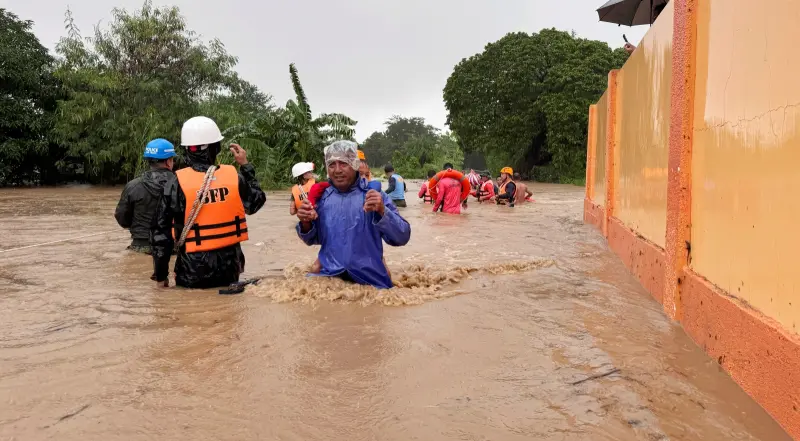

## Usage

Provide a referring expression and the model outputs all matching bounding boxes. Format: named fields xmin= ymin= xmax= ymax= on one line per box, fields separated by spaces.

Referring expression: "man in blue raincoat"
xmin=295 ymin=140 xmax=411 ymax=289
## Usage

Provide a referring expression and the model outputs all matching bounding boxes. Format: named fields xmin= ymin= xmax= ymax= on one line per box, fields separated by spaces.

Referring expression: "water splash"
xmin=248 ymin=258 xmax=555 ymax=306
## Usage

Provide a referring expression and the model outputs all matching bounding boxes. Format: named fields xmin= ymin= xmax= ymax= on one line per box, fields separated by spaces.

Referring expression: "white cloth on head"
xmin=323 ymin=140 xmax=360 ymax=171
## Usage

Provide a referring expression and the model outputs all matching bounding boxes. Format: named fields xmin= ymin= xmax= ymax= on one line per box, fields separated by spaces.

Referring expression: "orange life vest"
xmin=497 ymin=179 xmax=515 ymax=205
xmin=177 ymin=165 xmax=248 ymax=253
xmin=291 ymin=179 xmax=316 ymax=209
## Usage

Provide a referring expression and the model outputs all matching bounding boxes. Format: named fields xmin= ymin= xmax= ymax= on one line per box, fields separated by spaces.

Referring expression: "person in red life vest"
xmin=495 ymin=166 xmax=517 ymax=207
xmin=432 ymin=163 xmax=467 ymax=214
xmin=472 ymin=172 xmax=495 ymax=202
xmin=150 ymin=116 xmax=266 ymax=289
xmin=289 ymin=162 xmax=316 ymax=216
xmin=418 ymin=169 xmax=436 ymax=204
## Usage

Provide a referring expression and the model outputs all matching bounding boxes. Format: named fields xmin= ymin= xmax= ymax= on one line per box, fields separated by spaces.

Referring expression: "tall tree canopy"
xmin=362 ymin=116 xmax=464 ymax=178
xmin=0 ymin=9 xmax=62 ymax=185
xmin=443 ymin=29 xmax=627 ymax=182
xmin=361 ymin=116 xmax=441 ymax=168
xmin=52 ymin=0 xmax=252 ymax=183
xmin=0 ymin=1 xmax=356 ymax=189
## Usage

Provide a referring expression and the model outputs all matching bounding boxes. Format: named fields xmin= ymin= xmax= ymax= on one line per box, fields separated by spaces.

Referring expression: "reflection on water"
xmin=0 ymin=183 xmax=791 ymax=440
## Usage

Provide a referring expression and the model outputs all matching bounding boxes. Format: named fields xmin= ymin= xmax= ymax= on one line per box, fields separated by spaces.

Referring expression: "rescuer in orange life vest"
xmin=150 ymin=116 xmax=266 ymax=289
xmin=495 ymin=166 xmax=517 ymax=207
xmin=289 ymin=162 xmax=316 ymax=216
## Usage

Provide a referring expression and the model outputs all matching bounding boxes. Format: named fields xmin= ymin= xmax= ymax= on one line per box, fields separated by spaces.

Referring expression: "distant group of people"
xmin=419 ymin=166 xmax=533 ymax=210
xmin=116 ymin=127 xmax=533 ymax=291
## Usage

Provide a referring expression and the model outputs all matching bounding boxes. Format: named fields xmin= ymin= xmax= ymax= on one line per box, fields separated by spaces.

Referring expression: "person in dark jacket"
xmin=150 ymin=116 xmax=266 ymax=289
xmin=115 ymin=138 xmax=176 ymax=254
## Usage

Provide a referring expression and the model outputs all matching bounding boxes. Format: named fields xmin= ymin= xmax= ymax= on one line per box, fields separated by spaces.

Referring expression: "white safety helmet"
xmin=180 ymin=116 xmax=224 ymax=146
xmin=292 ymin=162 xmax=315 ymax=178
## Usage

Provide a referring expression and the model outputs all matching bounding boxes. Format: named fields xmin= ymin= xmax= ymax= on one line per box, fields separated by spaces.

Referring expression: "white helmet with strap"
xmin=292 ymin=162 xmax=315 ymax=178
xmin=181 ymin=116 xmax=224 ymax=146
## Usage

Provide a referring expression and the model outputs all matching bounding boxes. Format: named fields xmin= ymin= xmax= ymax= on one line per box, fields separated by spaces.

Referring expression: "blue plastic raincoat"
xmin=296 ymin=178 xmax=411 ymax=289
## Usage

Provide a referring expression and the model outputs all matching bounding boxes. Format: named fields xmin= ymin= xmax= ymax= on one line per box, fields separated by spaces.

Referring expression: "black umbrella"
xmin=597 ymin=0 xmax=668 ymax=26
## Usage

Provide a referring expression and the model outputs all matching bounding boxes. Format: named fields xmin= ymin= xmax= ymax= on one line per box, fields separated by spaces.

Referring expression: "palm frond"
xmin=316 ymin=113 xmax=357 ymax=127
xmin=289 ymin=63 xmax=312 ymax=121
xmin=315 ymin=113 xmax=357 ymax=140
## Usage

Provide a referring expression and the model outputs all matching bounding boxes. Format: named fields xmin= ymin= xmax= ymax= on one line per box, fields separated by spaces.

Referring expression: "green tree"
xmin=52 ymin=1 xmax=247 ymax=184
xmin=0 ymin=9 xmax=62 ymax=185
xmin=443 ymin=29 xmax=627 ymax=182
xmin=390 ymin=131 xmax=465 ymax=179
xmin=223 ymin=63 xmax=357 ymax=188
xmin=281 ymin=63 xmax=357 ymax=164
xmin=200 ymin=81 xmax=273 ymax=132
xmin=362 ymin=115 xmax=440 ymax=167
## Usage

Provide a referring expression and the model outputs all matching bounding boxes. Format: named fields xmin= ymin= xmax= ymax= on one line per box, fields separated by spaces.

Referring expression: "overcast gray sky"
xmin=7 ymin=0 xmax=647 ymax=141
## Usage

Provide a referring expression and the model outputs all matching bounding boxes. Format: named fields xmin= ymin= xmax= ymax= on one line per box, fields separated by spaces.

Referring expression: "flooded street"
xmin=0 ymin=183 xmax=791 ymax=441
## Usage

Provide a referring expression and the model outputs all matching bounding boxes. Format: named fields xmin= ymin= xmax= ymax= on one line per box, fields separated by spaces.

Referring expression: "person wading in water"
xmin=495 ymin=167 xmax=517 ymax=207
xmin=150 ymin=116 xmax=266 ymax=289
xmin=418 ymin=169 xmax=436 ymax=204
xmin=431 ymin=163 xmax=468 ymax=214
xmin=296 ymin=140 xmax=410 ymax=289
xmin=472 ymin=172 xmax=495 ymax=202
xmin=512 ymin=172 xmax=533 ymax=204
xmin=384 ymin=164 xmax=407 ymax=208
xmin=289 ymin=162 xmax=316 ymax=216
xmin=115 ymin=139 xmax=177 ymax=254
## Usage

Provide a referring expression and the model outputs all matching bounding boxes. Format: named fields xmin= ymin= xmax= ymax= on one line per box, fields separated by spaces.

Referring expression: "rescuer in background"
xmin=115 ymin=138 xmax=176 ymax=254
xmin=496 ymin=167 xmax=517 ymax=207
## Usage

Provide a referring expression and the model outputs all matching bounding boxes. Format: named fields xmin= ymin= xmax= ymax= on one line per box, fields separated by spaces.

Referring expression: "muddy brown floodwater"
xmin=0 ymin=183 xmax=792 ymax=441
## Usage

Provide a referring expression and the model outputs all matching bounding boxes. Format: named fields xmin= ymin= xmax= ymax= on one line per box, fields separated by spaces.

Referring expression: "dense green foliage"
xmin=361 ymin=116 xmax=464 ymax=179
xmin=0 ymin=9 xmax=63 ymax=185
xmin=0 ymin=2 xmax=355 ymax=188
xmin=443 ymin=29 xmax=627 ymax=182
xmin=52 ymin=3 xmax=251 ymax=183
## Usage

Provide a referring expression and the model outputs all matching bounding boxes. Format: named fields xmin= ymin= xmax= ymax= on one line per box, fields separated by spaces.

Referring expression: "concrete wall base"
xmin=583 ymin=199 xmax=605 ymax=232
xmin=586 ymin=212 xmax=800 ymax=439
xmin=682 ymin=269 xmax=800 ymax=439
xmin=607 ymin=217 xmax=666 ymax=305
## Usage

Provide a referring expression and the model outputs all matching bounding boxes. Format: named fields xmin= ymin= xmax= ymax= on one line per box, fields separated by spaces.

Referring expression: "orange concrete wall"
xmin=613 ymin=1 xmax=673 ymax=248
xmin=592 ymin=91 xmax=609 ymax=207
xmin=691 ymin=0 xmax=800 ymax=335
xmin=583 ymin=0 xmax=800 ymax=438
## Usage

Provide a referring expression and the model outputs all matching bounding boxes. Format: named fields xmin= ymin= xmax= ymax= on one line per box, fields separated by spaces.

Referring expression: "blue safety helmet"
xmin=143 ymin=138 xmax=176 ymax=160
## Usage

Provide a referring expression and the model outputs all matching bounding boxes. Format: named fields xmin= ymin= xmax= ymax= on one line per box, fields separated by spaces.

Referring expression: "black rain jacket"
xmin=151 ymin=149 xmax=266 ymax=289
xmin=115 ymin=168 xmax=175 ymax=246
